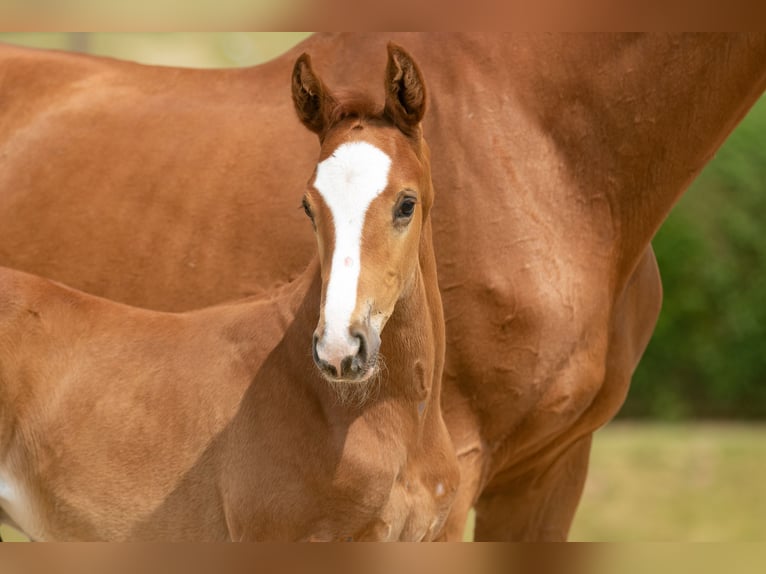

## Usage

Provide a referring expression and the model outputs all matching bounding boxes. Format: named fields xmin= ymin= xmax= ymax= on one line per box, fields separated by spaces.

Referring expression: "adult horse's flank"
xmin=0 ymin=44 xmax=458 ymax=541
xmin=0 ymin=34 xmax=764 ymax=540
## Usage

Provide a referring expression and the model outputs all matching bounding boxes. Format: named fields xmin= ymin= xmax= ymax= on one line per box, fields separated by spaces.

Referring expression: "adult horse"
xmin=0 ymin=44 xmax=458 ymax=541
xmin=0 ymin=34 xmax=764 ymax=540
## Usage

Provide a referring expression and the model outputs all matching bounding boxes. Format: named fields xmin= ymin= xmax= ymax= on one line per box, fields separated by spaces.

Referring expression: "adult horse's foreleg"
xmin=474 ymin=434 xmax=592 ymax=541
xmin=471 ymin=247 xmax=663 ymax=541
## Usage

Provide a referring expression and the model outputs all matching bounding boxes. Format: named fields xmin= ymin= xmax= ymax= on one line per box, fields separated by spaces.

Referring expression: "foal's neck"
xmin=368 ymin=226 xmax=444 ymax=406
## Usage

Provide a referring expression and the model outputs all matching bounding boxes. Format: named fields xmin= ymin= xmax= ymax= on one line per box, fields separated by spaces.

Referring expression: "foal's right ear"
xmin=292 ymin=53 xmax=337 ymax=136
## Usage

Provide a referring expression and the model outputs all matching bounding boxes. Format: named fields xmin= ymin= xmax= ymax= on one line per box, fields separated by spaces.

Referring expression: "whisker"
xmin=325 ymin=352 xmax=386 ymax=409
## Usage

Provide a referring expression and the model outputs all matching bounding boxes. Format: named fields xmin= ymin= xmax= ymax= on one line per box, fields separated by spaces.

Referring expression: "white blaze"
xmin=314 ymin=141 xmax=391 ymax=353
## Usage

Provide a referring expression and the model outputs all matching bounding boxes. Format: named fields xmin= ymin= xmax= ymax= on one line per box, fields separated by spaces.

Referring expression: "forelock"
xmin=327 ymin=90 xmax=384 ymax=125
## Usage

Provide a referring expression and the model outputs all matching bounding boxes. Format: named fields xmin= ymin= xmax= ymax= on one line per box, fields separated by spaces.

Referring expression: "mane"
xmin=328 ymin=90 xmax=385 ymax=126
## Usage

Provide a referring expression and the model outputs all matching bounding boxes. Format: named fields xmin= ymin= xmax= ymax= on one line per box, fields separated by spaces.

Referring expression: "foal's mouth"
xmin=320 ymin=359 xmax=378 ymax=384
xmin=321 ymin=358 xmax=382 ymax=406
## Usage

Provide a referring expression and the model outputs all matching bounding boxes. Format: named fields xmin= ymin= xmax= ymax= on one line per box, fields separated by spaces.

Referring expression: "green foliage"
xmin=621 ymin=95 xmax=766 ymax=419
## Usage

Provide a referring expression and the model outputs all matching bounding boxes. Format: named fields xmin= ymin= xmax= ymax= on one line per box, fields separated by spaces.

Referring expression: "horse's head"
xmin=292 ymin=43 xmax=432 ymax=387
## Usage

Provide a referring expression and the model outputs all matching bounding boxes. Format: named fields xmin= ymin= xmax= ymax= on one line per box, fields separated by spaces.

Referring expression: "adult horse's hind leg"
xmin=473 ymin=434 xmax=592 ymax=541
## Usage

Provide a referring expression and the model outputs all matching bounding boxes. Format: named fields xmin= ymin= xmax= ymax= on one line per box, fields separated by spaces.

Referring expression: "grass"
xmin=461 ymin=422 xmax=766 ymax=541
xmin=3 ymin=422 xmax=763 ymax=541
xmin=569 ymin=421 xmax=766 ymax=541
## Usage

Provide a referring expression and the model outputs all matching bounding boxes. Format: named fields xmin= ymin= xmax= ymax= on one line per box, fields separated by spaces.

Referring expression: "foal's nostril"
xmin=350 ymin=329 xmax=368 ymax=363
xmin=312 ymin=334 xmax=320 ymax=364
xmin=341 ymin=356 xmax=355 ymax=376
xmin=336 ymin=332 xmax=368 ymax=378
xmin=324 ymin=363 xmax=338 ymax=377
xmin=313 ymin=333 xmax=339 ymax=377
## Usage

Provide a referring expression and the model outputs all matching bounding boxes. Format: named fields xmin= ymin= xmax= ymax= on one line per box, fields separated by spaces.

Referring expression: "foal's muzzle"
xmin=313 ymin=321 xmax=381 ymax=382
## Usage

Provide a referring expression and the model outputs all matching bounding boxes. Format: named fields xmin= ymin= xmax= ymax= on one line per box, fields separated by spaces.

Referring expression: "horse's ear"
xmin=383 ymin=43 xmax=426 ymax=135
xmin=292 ymin=53 xmax=336 ymax=136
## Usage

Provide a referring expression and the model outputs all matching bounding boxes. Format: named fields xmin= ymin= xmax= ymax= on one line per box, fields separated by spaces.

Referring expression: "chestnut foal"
xmin=0 ymin=44 xmax=458 ymax=541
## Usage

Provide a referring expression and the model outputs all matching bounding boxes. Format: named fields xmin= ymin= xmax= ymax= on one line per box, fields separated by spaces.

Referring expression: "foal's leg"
xmin=473 ymin=433 xmax=592 ymax=541
xmin=435 ymin=447 xmax=484 ymax=541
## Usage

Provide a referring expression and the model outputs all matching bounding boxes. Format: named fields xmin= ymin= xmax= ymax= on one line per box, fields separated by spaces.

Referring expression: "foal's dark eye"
xmin=394 ymin=197 xmax=417 ymax=222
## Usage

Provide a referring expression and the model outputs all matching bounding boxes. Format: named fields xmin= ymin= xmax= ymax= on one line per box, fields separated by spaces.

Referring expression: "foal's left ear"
xmin=383 ymin=43 xmax=427 ymax=136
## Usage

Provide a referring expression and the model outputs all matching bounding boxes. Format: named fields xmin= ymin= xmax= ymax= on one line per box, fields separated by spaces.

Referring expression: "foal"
xmin=0 ymin=44 xmax=458 ymax=541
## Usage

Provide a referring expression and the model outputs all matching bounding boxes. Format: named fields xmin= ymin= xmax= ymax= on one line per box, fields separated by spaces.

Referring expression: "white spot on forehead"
xmin=314 ymin=141 xmax=391 ymax=343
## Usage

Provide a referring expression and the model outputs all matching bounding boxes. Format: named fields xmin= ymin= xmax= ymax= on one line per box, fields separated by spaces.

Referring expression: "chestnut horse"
xmin=0 ymin=34 xmax=764 ymax=540
xmin=0 ymin=44 xmax=458 ymax=541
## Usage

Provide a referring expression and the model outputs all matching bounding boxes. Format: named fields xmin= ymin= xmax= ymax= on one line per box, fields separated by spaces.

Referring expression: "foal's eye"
xmin=394 ymin=197 xmax=417 ymax=222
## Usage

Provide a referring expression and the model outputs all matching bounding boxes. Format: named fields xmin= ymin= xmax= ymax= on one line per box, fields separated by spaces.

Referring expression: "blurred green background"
xmin=0 ymin=33 xmax=763 ymax=541
xmin=0 ymin=33 xmax=312 ymax=68
xmin=625 ymin=94 xmax=766 ymax=420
